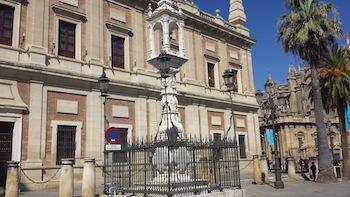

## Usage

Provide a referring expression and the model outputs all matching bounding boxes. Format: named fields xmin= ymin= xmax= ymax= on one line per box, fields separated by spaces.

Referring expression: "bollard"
xmin=260 ymin=155 xmax=269 ymax=183
xmin=82 ymin=158 xmax=96 ymax=197
xmin=288 ymin=157 xmax=297 ymax=181
xmin=252 ymin=155 xmax=262 ymax=184
xmin=59 ymin=159 xmax=74 ymax=197
xmin=5 ymin=161 xmax=19 ymax=197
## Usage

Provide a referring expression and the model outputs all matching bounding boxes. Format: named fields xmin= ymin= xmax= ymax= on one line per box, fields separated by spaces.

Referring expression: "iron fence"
xmin=104 ymin=139 xmax=240 ymax=196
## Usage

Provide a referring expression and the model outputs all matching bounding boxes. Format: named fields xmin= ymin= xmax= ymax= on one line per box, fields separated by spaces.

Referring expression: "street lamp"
xmin=98 ymin=68 xmax=109 ymax=194
xmin=222 ymin=69 xmax=237 ymax=139
xmin=264 ymin=79 xmax=284 ymax=189
xmin=222 ymin=68 xmax=241 ymax=187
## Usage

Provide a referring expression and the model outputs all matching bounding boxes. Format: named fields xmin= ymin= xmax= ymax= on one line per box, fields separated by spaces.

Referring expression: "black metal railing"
xmin=104 ymin=139 xmax=240 ymax=197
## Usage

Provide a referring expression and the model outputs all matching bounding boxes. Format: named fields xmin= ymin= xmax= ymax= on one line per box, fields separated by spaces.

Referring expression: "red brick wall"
xmin=45 ymin=91 xmax=86 ymax=163
xmin=207 ymin=111 xmax=225 ymax=137
xmin=17 ymin=82 xmax=30 ymax=160
xmin=234 ymin=114 xmax=247 ymax=132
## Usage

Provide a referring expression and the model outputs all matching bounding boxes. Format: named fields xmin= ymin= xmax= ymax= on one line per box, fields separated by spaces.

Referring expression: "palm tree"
xmin=278 ymin=0 xmax=342 ymax=182
xmin=320 ymin=46 xmax=350 ymax=179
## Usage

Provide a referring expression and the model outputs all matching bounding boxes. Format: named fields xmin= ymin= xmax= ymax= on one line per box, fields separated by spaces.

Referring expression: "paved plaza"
xmin=244 ymin=180 xmax=350 ymax=197
xmin=18 ymin=179 xmax=350 ymax=197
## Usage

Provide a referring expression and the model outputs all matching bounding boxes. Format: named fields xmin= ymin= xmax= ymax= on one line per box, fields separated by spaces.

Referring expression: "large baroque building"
xmin=257 ymin=65 xmax=349 ymax=165
xmin=0 ymin=0 xmax=261 ymax=190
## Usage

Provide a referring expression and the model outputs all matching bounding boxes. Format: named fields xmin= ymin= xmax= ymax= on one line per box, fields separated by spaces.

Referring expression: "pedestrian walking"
xmin=299 ymin=158 xmax=304 ymax=172
xmin=310 ymin=162 xmax=317 ymax=182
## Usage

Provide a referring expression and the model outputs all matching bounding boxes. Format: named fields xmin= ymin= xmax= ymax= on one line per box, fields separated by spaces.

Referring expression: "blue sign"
xmin=105 ymin=127 xmax=123 ymax=144
xmin=346 ymin=105 xmax=350 ymax=130
xmin=265 ymin=128 xmax=274 ymax=145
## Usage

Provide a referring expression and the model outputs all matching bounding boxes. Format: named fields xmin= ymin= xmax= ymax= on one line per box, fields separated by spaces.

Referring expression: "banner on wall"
xmin=346 ymin=105 xmax=350 ymax=131
xmin=265 ymin=128 xmax=275 ymax=145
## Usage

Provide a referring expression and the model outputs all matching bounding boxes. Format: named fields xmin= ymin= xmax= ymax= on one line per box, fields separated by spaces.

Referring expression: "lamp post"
xmin=222 ymin=69 xmax=237 ymax=140
xmin=98 ymin=68 xmax=109 ymax=194
xmin=264 ymin=79 xmax=284 ymax=189
xmin=222 ymin=68 xmax=241 ymax=187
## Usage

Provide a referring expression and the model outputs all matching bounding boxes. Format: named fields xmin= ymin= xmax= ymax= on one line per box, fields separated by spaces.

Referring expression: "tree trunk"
xmin=311 ymin=66 xmax=337 ymax=183
xmin=337 ymin=101 xmax=350 ymax=180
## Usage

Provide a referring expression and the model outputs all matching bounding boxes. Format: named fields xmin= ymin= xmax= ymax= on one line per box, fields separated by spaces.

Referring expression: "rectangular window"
xmin=0 ymin=4 xmax=14 ymax=46
xmin=238 ymin=135 xmax=247 ymax=159
xmin=113 ymin=128 xmax=128 ymax=163
xmin=58 ymin=20 xmax=76 ymax=58
xmin=111 ymin=35 xmax=125 ymax=69
xmin=56 ymin=125 xmax=76 ymax=165
xmin=207 ymin=63 xmax=215 ymax=88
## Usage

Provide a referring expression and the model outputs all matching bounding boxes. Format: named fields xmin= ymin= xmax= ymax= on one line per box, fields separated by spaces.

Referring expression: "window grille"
xmin=56 ymin=125 xmax=76 ymax=165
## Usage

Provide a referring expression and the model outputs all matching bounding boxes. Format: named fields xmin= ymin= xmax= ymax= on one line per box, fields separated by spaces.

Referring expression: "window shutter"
xmin=58 ymin=20 xmax=76 ymax=58
xmin=111 ymin=35 xmax=125 ymax=69
xmin=0 ymin=4 xmax=14 ymax=46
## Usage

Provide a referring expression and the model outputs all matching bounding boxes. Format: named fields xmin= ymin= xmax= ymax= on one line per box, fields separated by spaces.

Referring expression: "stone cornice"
xmin=0 ymin=60 xmax=259 ymax=112
xmin=51 ymin=4 xmax=87 ymax=22
xmin=183 ymin=10 xmax=256 ymax=47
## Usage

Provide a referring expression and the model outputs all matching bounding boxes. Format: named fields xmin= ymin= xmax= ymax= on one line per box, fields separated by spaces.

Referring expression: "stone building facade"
xmin=0 ymin=0 xmax=260 ymax=190
xmin=257 ymin=65 xmax=349 ymax=164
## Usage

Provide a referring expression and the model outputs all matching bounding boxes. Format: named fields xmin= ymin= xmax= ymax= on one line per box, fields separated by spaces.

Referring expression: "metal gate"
xmin=0 ymin=122 xmax=14 ymax=192
xmin=104 ymin=139 xmax=240 ymax=197
xmin=56 ymin=125 xmax=76 ymax=165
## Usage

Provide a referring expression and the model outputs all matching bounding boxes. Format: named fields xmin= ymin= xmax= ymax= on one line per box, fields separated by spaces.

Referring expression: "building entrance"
xmin=0 ymin=122 xmax=14 ymax=194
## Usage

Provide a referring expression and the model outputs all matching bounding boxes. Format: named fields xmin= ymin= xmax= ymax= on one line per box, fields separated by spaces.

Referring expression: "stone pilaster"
xmin=199 ymin=105 xmax=209 ymax=140
xmin=27 ymin=81 xmax=43 ymax=161
xmin=135 ymin=96 xmax=148 ymax=141
xmin=26 ymin=0 xmax=48 ymax=65
xmin=85 ymin=91 xmax=103 ymax=159
xmin=86 ymin=0 xmax=103 ymax=63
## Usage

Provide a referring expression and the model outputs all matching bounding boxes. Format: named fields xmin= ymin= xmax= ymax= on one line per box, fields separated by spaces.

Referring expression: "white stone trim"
xmin=108 ymin=123 xmax=133 ymax=143
xmin=237 ymin=131 xmax=248 ymax=158
xmin=59 ymin=0 xmax=78 ymax=7
xmin=54 ymin=14 xmax=82 ymax=60
xmin=0 ymin=0 xmax=21 ymax=48
xmin=107 ymin=29 xmax=130 ymax=70
xmin=0 ymin=113 xmax=22 ymax=162
xmin=50 ymin=120 xmax=83 ymax=164
xmin=229 ymin=64 xmax=243 ymax=93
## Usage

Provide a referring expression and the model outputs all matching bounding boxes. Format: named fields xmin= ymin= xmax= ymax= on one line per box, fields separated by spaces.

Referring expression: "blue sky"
xmin=195 ymin=0 xmax=350 ymax=90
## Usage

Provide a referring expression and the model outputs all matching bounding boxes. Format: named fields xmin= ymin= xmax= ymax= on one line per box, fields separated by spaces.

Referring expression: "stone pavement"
xmin=243 ymin=180 xmax=350 ymax=197
xmin=18 ymin=180 xmax=350 ymax=197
